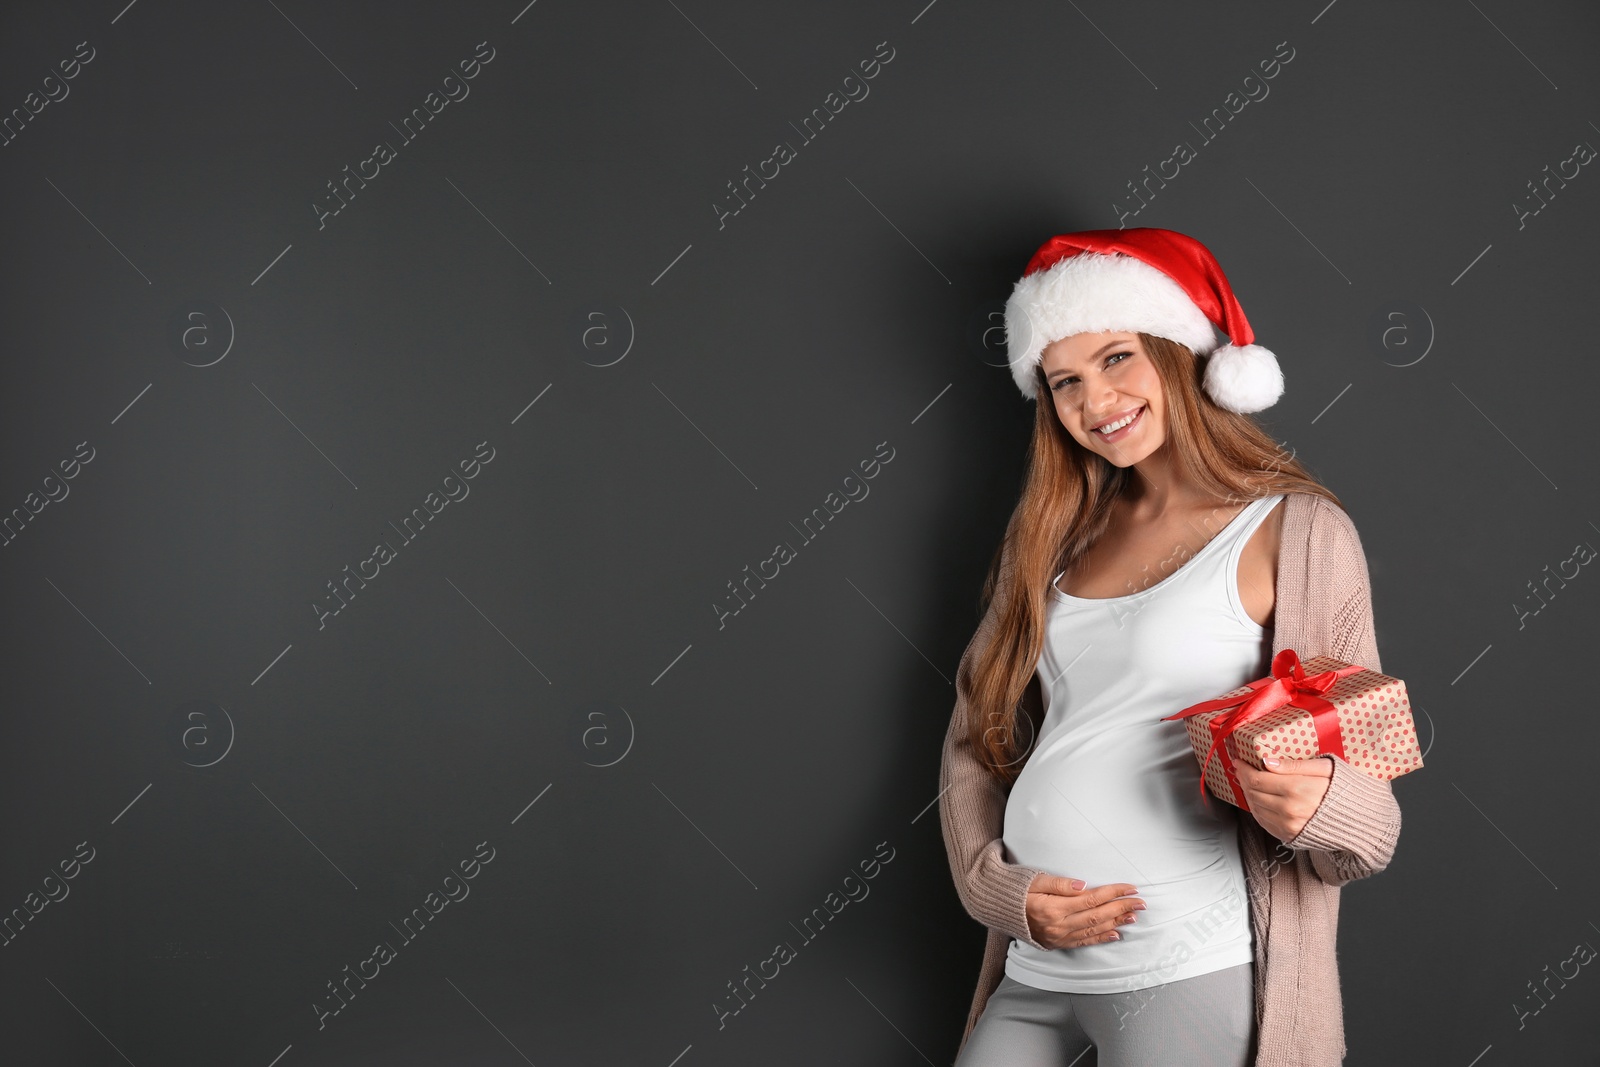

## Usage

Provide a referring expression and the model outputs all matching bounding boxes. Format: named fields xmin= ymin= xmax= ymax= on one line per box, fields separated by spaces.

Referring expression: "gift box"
xmin=1160 ymin=648 xmax=1423 ymax=812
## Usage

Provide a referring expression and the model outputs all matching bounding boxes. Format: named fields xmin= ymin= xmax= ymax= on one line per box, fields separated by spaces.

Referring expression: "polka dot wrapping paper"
xmin=1161 ymin=649 xmax=1424 ymax=813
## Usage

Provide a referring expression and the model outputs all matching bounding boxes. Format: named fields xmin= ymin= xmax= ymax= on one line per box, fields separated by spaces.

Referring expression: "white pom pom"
xmin=1203 ymin=343 xmax=1283 ymax=414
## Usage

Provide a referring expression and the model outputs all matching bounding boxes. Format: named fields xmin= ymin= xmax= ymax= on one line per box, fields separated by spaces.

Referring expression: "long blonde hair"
xmin=966 ymin=332 xmax=1342 ymax=786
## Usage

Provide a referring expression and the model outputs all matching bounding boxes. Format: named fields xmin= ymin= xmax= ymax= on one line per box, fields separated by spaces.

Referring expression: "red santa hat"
xmin=1003 ymin=227 xmax=1284 ymax=414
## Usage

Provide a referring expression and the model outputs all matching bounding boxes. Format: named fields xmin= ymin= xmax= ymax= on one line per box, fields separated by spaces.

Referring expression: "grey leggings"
xmin=954 ymin=963 xmax=1256 ymax=1067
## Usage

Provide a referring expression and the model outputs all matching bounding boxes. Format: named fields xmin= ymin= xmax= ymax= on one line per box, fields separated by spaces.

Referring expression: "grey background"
xmin=0 ymin=0 xmax=1595 ymax=1064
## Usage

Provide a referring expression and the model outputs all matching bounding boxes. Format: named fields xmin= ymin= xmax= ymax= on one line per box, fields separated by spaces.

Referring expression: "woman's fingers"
xmin=1026 ymin=879 xmax=1147 ymax=949
xmin=1059 ymin=889 xmax=1145 ymax=948
xmin=1028 ymin=872 xmax=1086 ymax=895
xmin=1072 ymin=904 xmax=1139 ymax=947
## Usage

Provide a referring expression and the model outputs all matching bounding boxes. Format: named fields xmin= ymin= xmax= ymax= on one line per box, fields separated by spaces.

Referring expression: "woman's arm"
xmin=938 ymin=549 xmax=1050 ymax=949
xmin=1284 ymin=501 xmax=1403 ymax=887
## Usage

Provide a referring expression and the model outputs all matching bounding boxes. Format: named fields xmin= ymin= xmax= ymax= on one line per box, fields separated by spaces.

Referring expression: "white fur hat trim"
xmin=1005 ymin=252 xmax=1224 ymax=398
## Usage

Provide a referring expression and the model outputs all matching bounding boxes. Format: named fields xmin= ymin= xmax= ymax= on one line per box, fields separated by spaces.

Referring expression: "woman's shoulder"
xmin=1280 ymin=491 xmax=1364 ymax=544
xmin=1281 ymin=491 xmax=1375 ymax=593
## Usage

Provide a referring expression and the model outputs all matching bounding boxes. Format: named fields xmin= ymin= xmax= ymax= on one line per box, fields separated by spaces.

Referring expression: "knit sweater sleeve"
xmin=1284 ymin=500 xmax=1403 ymax=886
xmin=938 ymin=548 xmax=1050 ymax=950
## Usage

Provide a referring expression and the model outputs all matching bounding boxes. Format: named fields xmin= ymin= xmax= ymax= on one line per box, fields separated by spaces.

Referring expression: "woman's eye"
xmin=1050 ymin=352 xmax=1131 ymax=392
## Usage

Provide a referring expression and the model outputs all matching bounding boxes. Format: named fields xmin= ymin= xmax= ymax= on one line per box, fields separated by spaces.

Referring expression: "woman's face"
xmin=1038 ymin=330 xmax=1166 ymax=467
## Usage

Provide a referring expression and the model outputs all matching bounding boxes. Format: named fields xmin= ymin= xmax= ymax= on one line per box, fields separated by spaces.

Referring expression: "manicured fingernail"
xmin=1070 ymin=879 xmax=1087 ymax=890
xmin=1264 ymin=756 xmax=1281 ymax=767
xmin=1132 ymin=902 xmax=1146 ymax=911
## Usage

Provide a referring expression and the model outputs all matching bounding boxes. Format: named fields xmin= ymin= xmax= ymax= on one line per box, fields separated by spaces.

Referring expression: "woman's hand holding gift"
xmin=1232 ymin=755 xmax=1334 ymax=843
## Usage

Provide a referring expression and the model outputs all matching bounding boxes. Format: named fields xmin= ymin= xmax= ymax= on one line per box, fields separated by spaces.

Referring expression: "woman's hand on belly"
xmin=1233 ymin=755 xmax=1334 ymax=843
xmin=1024 ymin=873 xmax=1147 ymax=950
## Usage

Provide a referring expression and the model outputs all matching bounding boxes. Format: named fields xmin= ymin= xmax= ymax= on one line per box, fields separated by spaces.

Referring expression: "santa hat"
xmin=1003 ymin=228 xmax=1283 ymax=414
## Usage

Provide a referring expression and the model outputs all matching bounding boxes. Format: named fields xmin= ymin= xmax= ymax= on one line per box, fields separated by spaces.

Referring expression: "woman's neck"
xmin=1122 ymin=447 xmax=1206 ymax=521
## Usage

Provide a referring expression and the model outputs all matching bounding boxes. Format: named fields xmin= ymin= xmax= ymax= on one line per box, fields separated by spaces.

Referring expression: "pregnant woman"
xmin=940 ymin=229 xmax=1403 ymax=1066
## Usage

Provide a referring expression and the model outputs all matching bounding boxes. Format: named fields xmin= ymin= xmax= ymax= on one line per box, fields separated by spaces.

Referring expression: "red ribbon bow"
xmin=1161 ymin=649 xmax=1363 ymax=812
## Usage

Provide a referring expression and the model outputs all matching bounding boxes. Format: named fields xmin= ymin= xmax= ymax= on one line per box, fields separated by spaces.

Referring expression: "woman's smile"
xmin=1090 ymin=403 xmax=1145 ymax=443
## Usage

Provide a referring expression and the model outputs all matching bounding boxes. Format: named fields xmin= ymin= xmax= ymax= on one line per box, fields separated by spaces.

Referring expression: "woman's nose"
xmin=1084 ymin=388 xmax=1120 ymax=421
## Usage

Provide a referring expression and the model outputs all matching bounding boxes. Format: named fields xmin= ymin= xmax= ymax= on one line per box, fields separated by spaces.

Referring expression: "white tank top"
xmin=1002 ymin=493 xmax=1285 ymax=993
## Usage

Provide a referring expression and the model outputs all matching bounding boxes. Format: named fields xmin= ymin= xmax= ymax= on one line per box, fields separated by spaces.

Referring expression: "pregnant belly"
xmin=1002 ymin=742 xmax=1237 ymax=888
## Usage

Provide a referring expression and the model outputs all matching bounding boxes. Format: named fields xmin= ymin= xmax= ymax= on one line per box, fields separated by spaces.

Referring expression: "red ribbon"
xmin=1161 ymin=649 xmax=1364 ymax=812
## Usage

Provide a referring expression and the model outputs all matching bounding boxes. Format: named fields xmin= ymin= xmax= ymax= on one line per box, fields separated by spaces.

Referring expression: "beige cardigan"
xmin=939 ymin=491 xmax=1404 ymax=1065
